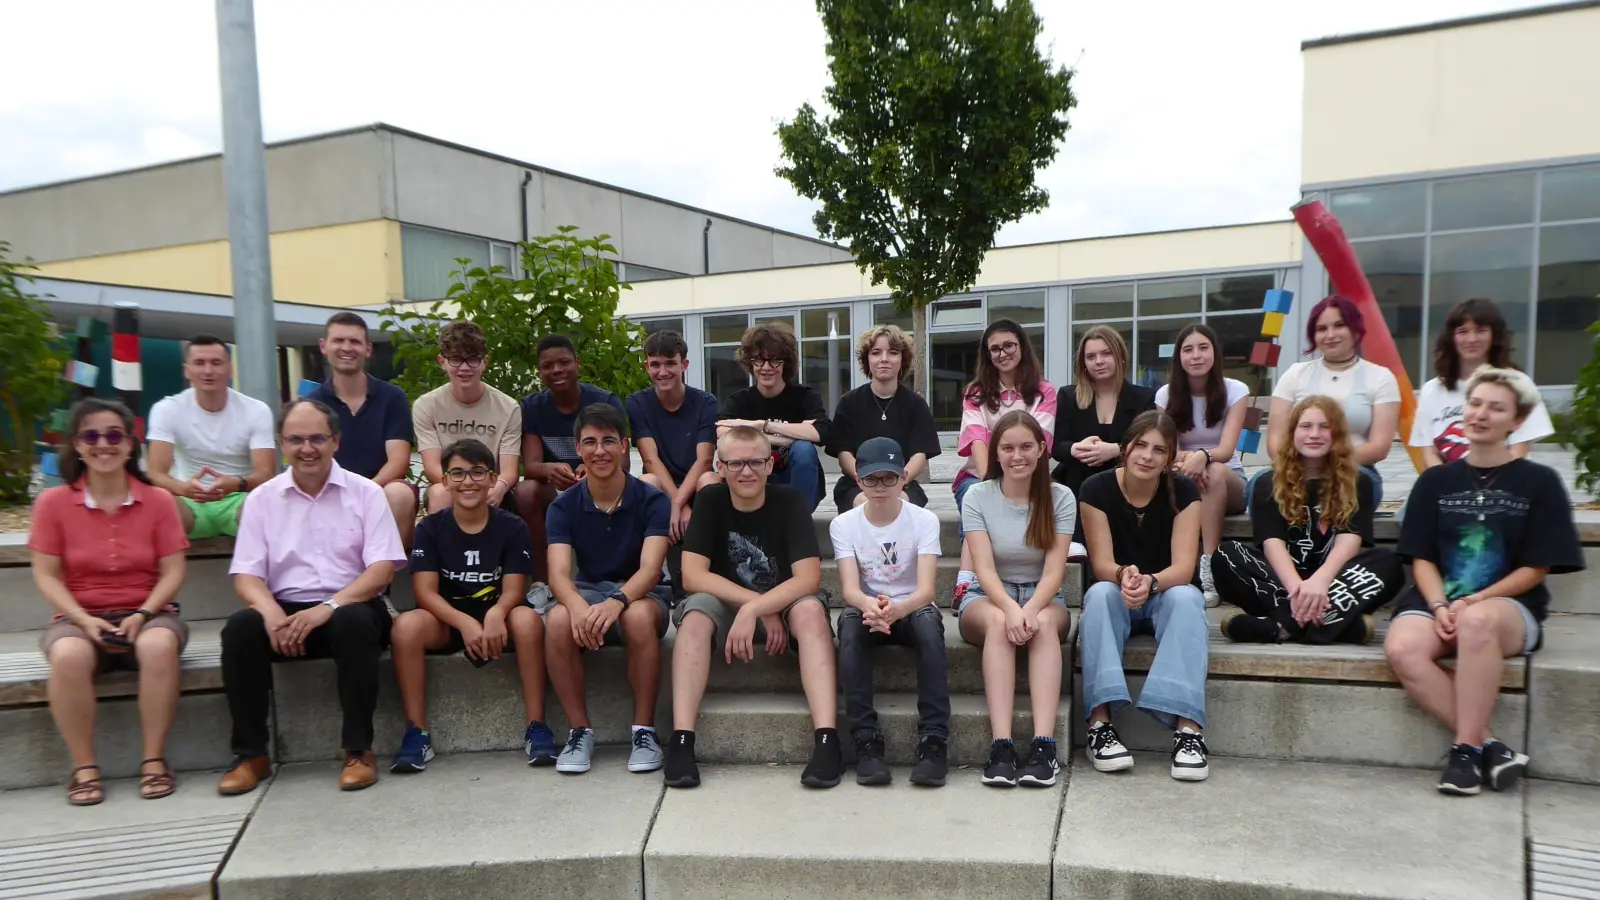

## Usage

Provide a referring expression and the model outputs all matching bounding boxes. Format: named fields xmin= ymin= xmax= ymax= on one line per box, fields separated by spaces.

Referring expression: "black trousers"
xmin=838 ymin=605 xmax=950 ymax=739
xmin=221 ymin=599 xmax=392 ymax=757
xmin=1212 ymin=541 xmax=1404 ymax=644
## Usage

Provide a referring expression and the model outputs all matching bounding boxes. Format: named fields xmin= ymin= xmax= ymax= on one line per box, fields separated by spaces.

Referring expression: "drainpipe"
xmin=520 ymin=172 xmax=533 ymax=242
xmin=703 ymin=218 xmax=713 ymax=275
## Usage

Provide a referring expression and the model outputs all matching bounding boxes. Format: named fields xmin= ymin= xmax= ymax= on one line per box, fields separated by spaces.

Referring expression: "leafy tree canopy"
xmin=0 ymin=242 xmax=70 ymax=506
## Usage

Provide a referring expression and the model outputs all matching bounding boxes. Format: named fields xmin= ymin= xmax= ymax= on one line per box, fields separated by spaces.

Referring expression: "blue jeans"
xmin=953 ymin=474 xmax=977 ymax=540
xmin=1078 ymin=582 xmax=1209 ymax=730
xmin=1245 ymin=464 xmax=1383 ymax=510
xmin=769 ymin=439 xmax=822 ymax=513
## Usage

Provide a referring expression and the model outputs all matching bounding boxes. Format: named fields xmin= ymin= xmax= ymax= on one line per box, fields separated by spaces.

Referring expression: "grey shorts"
xmin=528 ymin=580 xmax=670 ymax=645
xmin=670 ymin=592 xmax=827 ymax=650
xmin=1393 ymin=598 xmax=1542 ymax=655
xmin=40 ymin=609 xmax=189 ymax=672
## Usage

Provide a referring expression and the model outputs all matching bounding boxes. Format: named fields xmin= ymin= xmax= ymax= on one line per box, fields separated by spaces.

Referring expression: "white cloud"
xmin=0 ymin=0 xmax=1554 ymax=249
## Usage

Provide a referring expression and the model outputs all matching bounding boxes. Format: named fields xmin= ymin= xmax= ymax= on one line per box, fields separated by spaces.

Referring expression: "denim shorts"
xmin=527 ymin=580 xmax=670 ymax=645
xmin=1393 ymin=590 xmax=1542 ymax=655
xmin=956 ymin=579 xmax=1067 ymax=616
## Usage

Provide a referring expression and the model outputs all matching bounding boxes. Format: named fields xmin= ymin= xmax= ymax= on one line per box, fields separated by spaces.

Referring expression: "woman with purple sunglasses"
xmin=29 ymin=398 xmax=191 ymax=805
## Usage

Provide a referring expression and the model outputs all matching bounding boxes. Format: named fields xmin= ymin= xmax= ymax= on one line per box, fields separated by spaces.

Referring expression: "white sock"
xmin=632 ymin=725 xmax=655 ymax=734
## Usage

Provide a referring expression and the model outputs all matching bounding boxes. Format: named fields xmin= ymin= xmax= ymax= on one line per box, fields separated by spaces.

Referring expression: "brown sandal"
xmin=67 ymin=765 xmax=103 ymax=806
xmin=139 ymin=757 xmax=175 ymax=800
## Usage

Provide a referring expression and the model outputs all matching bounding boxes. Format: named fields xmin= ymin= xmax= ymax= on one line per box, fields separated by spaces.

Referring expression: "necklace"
xmin=1322 ymin=354 xmax=1358 ymax=381
xmin=872 ymin=390 xmax=895 ymax=421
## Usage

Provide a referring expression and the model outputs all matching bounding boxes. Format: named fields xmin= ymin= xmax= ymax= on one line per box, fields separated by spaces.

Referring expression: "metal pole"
xmin=826 ymin=312 xmax=840 ymax=412
xmin=215 ymin=0 xmax=279 ymax=408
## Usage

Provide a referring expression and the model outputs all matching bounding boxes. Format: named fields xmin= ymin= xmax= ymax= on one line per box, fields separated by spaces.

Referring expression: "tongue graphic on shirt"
xmin=1435 ymin=421 xmax=1471 ymax=464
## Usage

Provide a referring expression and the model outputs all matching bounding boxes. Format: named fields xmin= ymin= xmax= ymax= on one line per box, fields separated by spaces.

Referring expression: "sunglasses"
xmin=76 ymin=429 xmax=128 ymax=446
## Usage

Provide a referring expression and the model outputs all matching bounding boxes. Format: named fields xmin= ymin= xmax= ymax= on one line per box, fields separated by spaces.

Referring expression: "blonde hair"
xmin=1464 ymin=366 xmax=1540 ymax=421
xmin=717 ymin=425 xmax=771 ymax=458
xmin=1073 ymin=325 xmax=1129 ymax=409
xmin=856 ymin=325 xmax=914 ymax=380
xmin=1272 ymin=396 xmax=1359 ymax=530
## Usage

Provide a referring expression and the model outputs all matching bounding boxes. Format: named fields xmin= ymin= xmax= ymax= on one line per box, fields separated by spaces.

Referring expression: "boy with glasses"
xmin=411 ymin=321 xmax=522 ymax=515
xmin=703 ymin=322 xmax=830 ymax=513
xmin=830 ymin=438 xmax=949 ymax=786
xmin=534 ymin=404 xmax=671 ymax=774
xmin=665 ymin=425 xmax=842 ymax=789
xmin=389 ymin=439 xmax=549 ymax=774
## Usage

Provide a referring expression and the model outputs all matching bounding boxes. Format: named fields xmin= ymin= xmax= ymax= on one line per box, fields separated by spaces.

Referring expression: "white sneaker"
xmin=628 ymin=728 xmax=664 ymax=773
xmin=555 ymin=727 xmax=594 ymax=774
xmin=1171 ymin=728 xmax=1210 ymax=781
xmin=1086 ymin=721 xmax=1134 ymax=773
xmin=1199 ymin=555 xmax=1220 ymax=607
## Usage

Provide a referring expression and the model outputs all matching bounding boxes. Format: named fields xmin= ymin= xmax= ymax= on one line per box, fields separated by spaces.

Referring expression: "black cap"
xmin=855 ymin=437 xmax=907 ymax=478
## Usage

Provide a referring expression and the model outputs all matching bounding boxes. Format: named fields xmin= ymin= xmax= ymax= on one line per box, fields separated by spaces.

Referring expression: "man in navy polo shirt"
xmin=627 ymin=330 xmax=718 ymax=543
xmin=307 ymin=312 xmax=417 ymax=544
xmin=513 ymin=335 xmax=628 ymax=581
xmin=536 ymin=403 xmax=670 ymax=776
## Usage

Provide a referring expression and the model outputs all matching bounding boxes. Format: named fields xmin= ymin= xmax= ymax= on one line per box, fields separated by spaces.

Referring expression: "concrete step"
xmin=1528 ymin=780 xmax=1600 ymax=899
xmin=0 ymin=770 xmax=257 ymax=899
xmin=645 ymin=762 xmax=1060 ymax=900
xmin=216 ymin=749 xmax=656 ymax=900
xmin=690 ymin=692 xmax=1073 ymax=769
xmin=1529 ymin=614 xmax=1600 ymax=784
xmin=1056 ymin=753 xmax=1524 ymax=900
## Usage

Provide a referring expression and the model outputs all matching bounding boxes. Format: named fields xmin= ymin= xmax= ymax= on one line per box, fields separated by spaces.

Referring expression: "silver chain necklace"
xmin=872 ymin=390 xmax=895 ymax=421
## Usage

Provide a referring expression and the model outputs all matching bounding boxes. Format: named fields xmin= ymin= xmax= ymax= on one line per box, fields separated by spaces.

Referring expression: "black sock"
xmin=671 ymin=730 xmax=695 ymax=748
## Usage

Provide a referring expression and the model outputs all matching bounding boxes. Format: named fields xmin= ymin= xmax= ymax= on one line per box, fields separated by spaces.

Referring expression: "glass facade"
xmin=700 ymin=307 xmax=854 ymax=413
xmin=1328 ymin=163 xmax=1600 ymax=385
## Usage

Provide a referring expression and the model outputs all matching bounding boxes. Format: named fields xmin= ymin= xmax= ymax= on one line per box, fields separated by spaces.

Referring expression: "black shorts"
xmin=427 ymin=600 xmax=494 ymax=655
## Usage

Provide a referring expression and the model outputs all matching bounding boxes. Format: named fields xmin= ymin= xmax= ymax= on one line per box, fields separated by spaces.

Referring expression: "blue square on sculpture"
xmin=1238 ymin=430 xmax=1262 ymax=455
xmin=1262 ymin=289 xmax=1294 ymax=315
xmin=41 ymin=451 xmax=61 ymax=477
xmin=1158 ymin=343 xmax=1175 ymax=359
xmin=298 ymin=379 xmax=320 ymax=398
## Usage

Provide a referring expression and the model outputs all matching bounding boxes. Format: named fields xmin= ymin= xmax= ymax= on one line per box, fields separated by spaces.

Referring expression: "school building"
xmin=1 ymin=2 xmax=1596 ymax=428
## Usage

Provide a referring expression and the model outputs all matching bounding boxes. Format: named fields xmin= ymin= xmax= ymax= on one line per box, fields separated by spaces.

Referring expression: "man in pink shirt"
xmin=217 ymin=399 xmax=407 ymax=796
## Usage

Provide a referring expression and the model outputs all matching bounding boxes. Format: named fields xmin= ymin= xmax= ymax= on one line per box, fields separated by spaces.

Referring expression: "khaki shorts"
xmin=40 ymin=609 xmax=189 ymax=672
xmin=670 ymin=592 xmax=827 ymax=649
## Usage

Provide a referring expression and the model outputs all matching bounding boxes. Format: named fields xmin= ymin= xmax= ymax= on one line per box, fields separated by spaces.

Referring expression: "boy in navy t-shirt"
xmin=536 ymin=404 xmax=672 ymax=776
xmin=627 ymin=330 xmax=719 ymax=543
xmin=389 ymin=439 xmax=554 ymax=773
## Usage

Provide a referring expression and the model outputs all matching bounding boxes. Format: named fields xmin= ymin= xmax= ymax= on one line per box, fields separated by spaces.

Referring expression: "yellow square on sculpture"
xmin=1261 ymin=311 xmax=1286 ymax=337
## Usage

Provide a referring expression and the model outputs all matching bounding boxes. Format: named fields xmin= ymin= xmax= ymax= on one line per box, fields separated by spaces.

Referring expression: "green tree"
xmin=0 ymin=242 xmax=70 ymax=505
xmin=776 ymin=0 xmax=1076 ymax=393
xmin=1565 ymin=320 xmax=1600 ymax=493
xmin=381 ymin=227 xmax=650 ymax=405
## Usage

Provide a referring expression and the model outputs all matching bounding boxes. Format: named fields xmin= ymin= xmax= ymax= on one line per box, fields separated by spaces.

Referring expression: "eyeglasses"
xmin=987 ymin=340 xmax=1021 ymax=358
xmin=861 ymin=473 xmax=901 ymax=488
xmin=76 ymin=429 xmax=127 ymax=446
xmin=446 ymin=466 xmax=492 ymax=482
xmin=720 ymin=457 xmax=771 ymax=473
xmin=282 ymin=434 xmax=331 ymax=448
xmin=748 ymin=357 xmax=783 ymax=370
xmin=444 ymin=356 xmax=486 ymax=369
xmin=578 ymin=436 xmax=624 ymax=451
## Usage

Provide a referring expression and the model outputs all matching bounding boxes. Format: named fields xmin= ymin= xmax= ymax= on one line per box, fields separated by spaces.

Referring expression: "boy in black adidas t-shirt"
xmin=1386 ymin=368 xmax=1584 ymax=797
xmin=389 ymin=439 xmax=548 ymax=773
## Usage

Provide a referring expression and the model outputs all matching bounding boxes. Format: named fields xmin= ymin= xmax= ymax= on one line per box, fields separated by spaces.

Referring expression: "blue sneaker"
xmin=524 ymin=720 xmax=557 ymax=767
xmin=390 ymin=724 xmax=434 ymax=774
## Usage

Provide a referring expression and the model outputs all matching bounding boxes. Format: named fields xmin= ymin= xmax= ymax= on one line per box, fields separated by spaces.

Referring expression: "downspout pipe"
xmin=703 ymin=218 xmax=713 ymax=275
xmin=520 ymin=171 xmax=533 ymax=242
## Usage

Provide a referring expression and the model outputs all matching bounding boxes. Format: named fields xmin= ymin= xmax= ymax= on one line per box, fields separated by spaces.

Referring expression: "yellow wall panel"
xmin=1302 ymin=6 xmax=1600 ymax=185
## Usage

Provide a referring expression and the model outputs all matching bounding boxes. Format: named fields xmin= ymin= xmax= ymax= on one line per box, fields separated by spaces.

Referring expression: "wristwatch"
xmin=321 ymin=597 xmax=340 ymax=610
xmin=1148 ymin=575 xmax=1161 ymax=596
xmin=132 ymin=609 xmax=156 ymax=621
xmin=609 ymin=588 xmax=633 ymax=607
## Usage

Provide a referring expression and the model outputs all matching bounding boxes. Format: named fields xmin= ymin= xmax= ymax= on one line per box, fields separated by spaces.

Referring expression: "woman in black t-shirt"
xmin=1385 ymin=368 xmax=1585 ymax=797
xmin=826 ymin=325 xmax=941 ymax=513
xmin=1076 ymin=410 xmax=1212 ymax=782
xmin=1212 ymin=396 xmax=1404 ymax=645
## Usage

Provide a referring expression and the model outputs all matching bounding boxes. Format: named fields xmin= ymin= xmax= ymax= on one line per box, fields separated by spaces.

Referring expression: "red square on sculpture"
xmin=1243 ymin=405 xmax=1263 ymax=431
xmin=1250 ymin=341 xmax=1281 ymax=367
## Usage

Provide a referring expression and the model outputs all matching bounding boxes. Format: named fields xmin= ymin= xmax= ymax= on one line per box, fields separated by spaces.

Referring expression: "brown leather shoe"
xmin=339 ymin=750 xmax=378 ymax=791
xmin=217 ymin=755 xmax=271 ymax=796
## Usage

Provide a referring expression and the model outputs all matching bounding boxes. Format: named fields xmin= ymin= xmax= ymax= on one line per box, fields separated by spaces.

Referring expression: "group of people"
xmin=28 ymin=294 xmax=1582 ymax=805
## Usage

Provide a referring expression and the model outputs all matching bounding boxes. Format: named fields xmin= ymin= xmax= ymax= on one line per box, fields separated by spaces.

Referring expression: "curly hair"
xmin=856 ymin=324 xmax=914 ymax=380
xmin=737 ymin=321 xmax=800 ymax=384
xmin=438 ymin=320 xmax=487 ymax=359
xmin=1271 ymin=395 xmax=1360 ymax=530
xmin=1432 ymin=298 xmax=1516 ymax=390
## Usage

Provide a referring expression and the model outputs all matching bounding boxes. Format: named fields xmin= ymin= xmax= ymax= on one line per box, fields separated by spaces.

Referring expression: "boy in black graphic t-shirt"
xmin=389 ymin=440 xmax=550 ymax=773
xmin=1387 ymin=368 xmax=1584 ymax=797
xmin=663 ymin=425 xmax=842 ymax=790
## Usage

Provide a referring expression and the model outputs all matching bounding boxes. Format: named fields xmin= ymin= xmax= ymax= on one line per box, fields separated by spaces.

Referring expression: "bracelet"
xmin=1429 ymin=599 xmax=1449 ymax=611
xmin=1203 ymin=449 xmax=1213 ymax=465
xmin=497 ymin=478 xmax=512 ymax=492
xmin=1114 ymin=565 xmax=1127 ymax=584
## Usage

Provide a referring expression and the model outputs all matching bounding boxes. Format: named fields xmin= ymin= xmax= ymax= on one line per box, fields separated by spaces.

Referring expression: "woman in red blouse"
xmin=30 ymin=398 xmax=190 ymax=804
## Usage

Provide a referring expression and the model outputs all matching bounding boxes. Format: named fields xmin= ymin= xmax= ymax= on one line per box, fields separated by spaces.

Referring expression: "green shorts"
xmin=180 ymin=492 xmax=247 ymax=539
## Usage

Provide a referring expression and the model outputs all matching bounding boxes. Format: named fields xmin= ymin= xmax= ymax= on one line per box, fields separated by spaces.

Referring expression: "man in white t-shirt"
xmin=829 ymin=437 xmax=948 ymax=787
xmin=147 ymin=335 xmax=277 ymax=539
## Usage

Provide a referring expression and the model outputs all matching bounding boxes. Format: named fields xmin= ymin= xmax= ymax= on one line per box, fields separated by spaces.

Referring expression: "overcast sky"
xmin=0 ymin=0 xmax=1550 ymax=248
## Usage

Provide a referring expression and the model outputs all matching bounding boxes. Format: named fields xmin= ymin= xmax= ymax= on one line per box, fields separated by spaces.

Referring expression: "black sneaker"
xmin=663 ymin=730 xmax=700 ymax=789
xmin=1018 ymin=737 xmax=1060 ymax=787
xmin=801 ymin=728 xmax=843 ymax=788
xmin=854 ymin=733 xmax=891 ymax=786
xmin=1171 ymin=729 xmax=1209 ymax=781
xmin=1086 ymin=721 xmax=1134 ymax=773
xmin=1336 ymin=613 xmax=1377 ymax=645
xmin=982 ymin=739 xmax=1019 ymax=787
xmin=1221 ymin=611 xmax=1281 ymax=644
xmin=1438 ymin=743 xmax=1483 ymax=796
xmin=1481 ymin=739 xmax=1528 ymax=792
xmin=909 ymin=735 xmax=948 ymax=787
